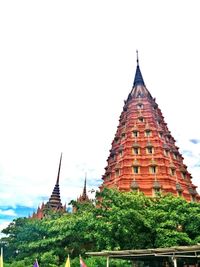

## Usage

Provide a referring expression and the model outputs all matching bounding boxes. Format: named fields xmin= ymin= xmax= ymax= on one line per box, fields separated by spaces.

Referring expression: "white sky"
xmin=0 ymin=0 xmax=200 ymax=228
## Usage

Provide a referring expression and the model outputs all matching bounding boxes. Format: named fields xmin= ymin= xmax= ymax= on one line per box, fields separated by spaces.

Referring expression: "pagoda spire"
xmin=82 ymin=173 xmax=87 ymax=200
xmin=46 ymin=153 xmax=64 ymax=210
xmin=30 ymin=153 xmax=66 ymax=219
xmin=76 ymin=174 xmax=89 ymax=203
xmin=133 ymin=50 xmax=145 ymax=87
xmin=56 ymin=153 xmax=62 ymax=185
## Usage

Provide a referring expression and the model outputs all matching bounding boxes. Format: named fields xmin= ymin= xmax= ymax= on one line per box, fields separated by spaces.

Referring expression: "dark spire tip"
xmin=136 ymin=50 xmax=139 ymax=65
xmin=56 ymin=153 xmax=62 ymax=185
xmin=133 ymin=51 xmax=145 ymax=87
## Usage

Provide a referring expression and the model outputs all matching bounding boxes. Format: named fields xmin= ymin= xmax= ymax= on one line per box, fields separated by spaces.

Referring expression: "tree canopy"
xmin=1 ymin=189 xmax=200 ymax=266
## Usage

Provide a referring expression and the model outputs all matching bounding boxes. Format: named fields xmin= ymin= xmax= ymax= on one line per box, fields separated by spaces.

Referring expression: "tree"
xmin=1 ymin=189 xmax=200 ymax=266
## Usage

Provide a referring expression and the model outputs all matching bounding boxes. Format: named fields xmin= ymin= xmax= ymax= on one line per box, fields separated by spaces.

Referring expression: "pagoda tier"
xmin=101 ymin=55 xmax=199 ymax=202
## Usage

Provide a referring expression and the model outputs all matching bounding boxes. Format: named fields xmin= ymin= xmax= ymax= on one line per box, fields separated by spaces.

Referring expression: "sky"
xmin=1 ymin=0 xmax=200 ymax=233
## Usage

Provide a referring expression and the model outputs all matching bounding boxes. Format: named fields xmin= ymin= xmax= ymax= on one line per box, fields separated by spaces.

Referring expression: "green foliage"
xmin=40 ymin=251 xmax=59 ymax=267
xmin=3 ymin=257 xmax=33 ymax=267
xmin=1 ymin=189 xmax=200 ymax=266
xmin=146 ymin=194 xmax=200 ymax=247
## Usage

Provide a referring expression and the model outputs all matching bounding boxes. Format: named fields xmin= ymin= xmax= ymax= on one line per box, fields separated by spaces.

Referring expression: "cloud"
xmin=0 ymin=206 xmax=42 ymax=235
xmin=193 ymin=161 xmax=200 ymax=168
xmin=0 ymin=160 xmax=101 ymax=210
xmin=0 ymin=208 xmax=17 ymax=217
xmin=0 ymin=220 xmax=11 ymax=237
xmin=175 ymin=135 xmax=200 ymax=194
xmin=189 ymin=139 xmax=200 ymax=145
xmin=182 ymin=150 xmax=193 ymax=157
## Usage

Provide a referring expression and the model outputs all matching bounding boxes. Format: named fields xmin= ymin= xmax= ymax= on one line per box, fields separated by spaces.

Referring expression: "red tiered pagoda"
xmin=31 ymin=153 xmax=66 ymax=219
xmin=101 ymin=53 xmax=199 ymax=201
